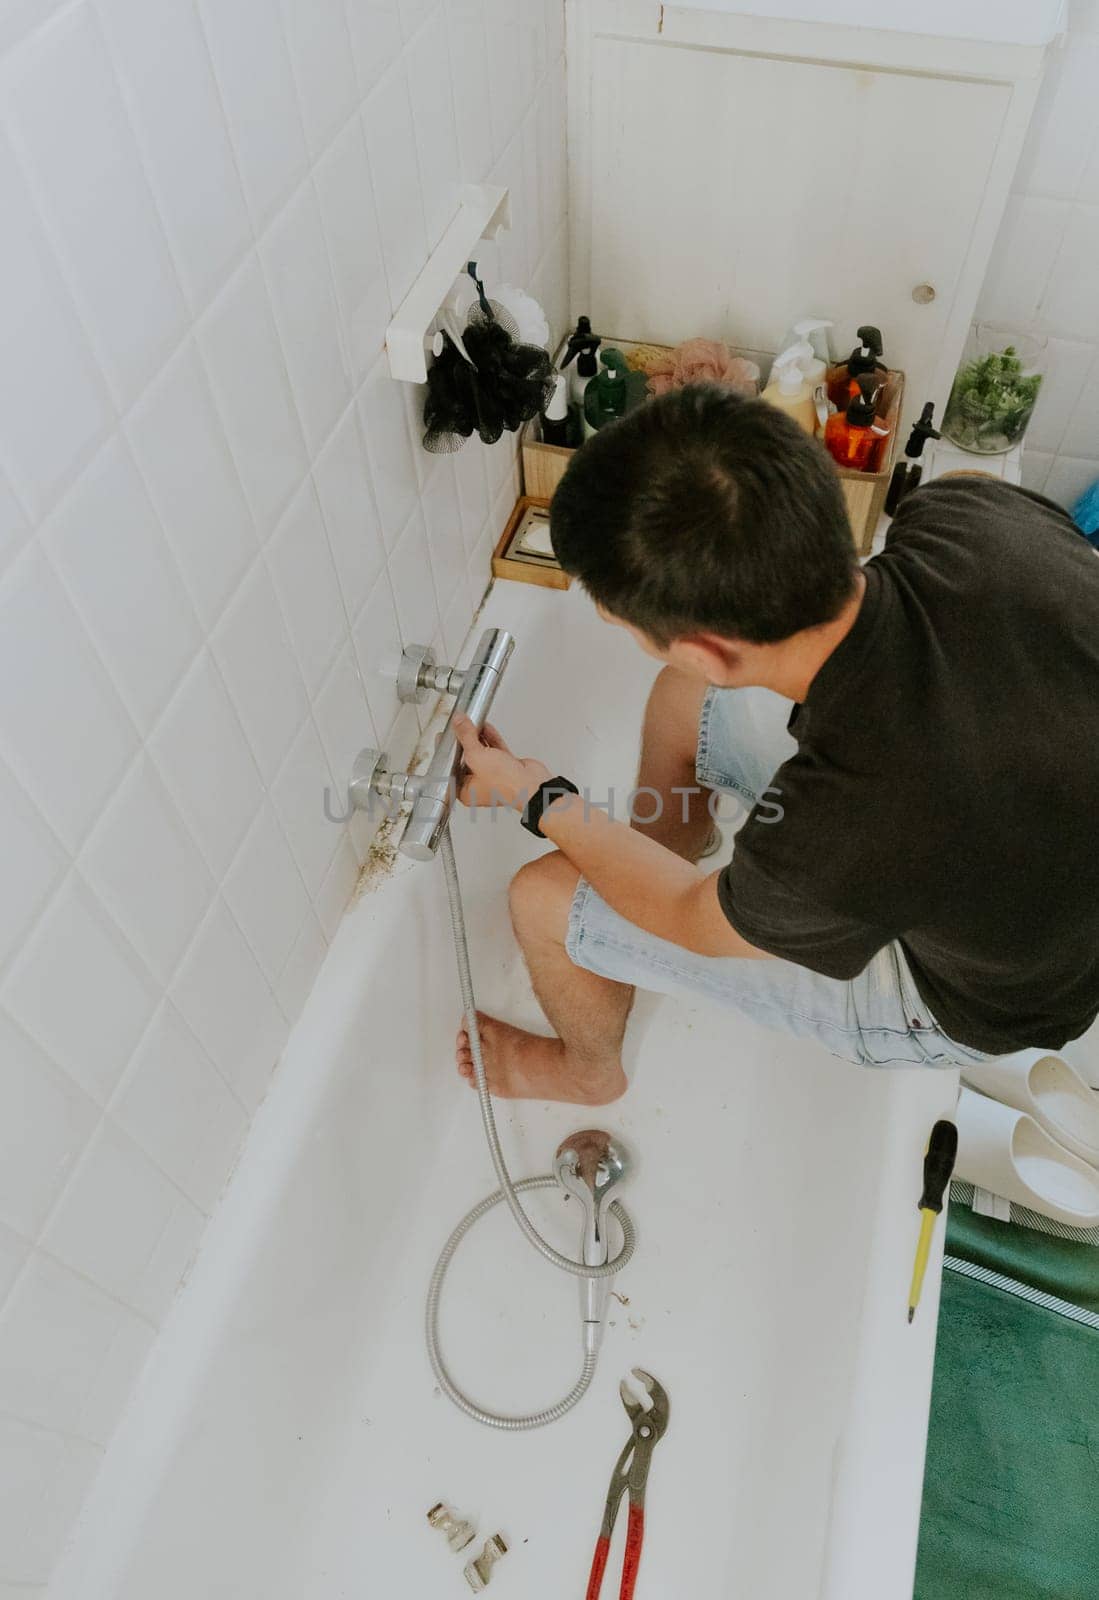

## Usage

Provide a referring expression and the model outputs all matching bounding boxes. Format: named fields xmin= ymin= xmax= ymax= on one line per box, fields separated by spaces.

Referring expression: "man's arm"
xmin=540 ymin=794 xmax=771 ymax=958
xmin=451 ymin=715 xmax=771 ymax=961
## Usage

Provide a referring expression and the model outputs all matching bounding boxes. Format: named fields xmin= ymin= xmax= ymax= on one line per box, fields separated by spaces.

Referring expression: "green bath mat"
xmin=914 ymin=1205 xmax=1099 ymax=1600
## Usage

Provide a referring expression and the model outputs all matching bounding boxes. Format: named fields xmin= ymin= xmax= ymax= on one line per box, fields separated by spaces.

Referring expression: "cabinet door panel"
xmin=590 ymin=36 xmax=1010 ymax=407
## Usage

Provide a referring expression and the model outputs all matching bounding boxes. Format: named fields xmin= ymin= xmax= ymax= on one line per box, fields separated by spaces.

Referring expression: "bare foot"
xmin=454 ymin=1012 xmax=627 ymax=1105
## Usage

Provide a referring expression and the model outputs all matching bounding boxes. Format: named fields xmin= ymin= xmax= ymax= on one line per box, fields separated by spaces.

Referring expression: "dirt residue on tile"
xmin=352 ymin=810 xmax=400 ymax=900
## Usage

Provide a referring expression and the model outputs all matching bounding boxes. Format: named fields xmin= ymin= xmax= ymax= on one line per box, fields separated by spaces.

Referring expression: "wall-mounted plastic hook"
xmin=384 ymin=185 xmax=509 ymax=383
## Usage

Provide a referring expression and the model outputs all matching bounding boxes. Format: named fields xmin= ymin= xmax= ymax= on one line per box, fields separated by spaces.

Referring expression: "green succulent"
xmin=943 ymin=345 xmax=1043 ymax=452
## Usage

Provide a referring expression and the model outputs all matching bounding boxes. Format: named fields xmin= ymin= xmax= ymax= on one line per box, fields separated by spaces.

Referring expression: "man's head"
xmin=550 ymin=385 xmax=858 ymax=686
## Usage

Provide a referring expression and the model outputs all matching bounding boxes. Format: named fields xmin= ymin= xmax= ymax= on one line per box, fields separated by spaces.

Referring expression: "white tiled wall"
xmin=974 ymin=0 xmax=1099 ymax=505
xmin=0 ymin=0 xmax=568 ymax=1587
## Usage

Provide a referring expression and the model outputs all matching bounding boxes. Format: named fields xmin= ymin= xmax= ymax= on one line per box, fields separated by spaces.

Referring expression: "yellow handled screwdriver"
xmin=907 ymin=1119 xmax=958 ymax=1324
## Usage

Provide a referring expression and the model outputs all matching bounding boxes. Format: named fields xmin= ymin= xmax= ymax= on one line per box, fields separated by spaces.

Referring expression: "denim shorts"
xmin=565 ymin=684 xmax=994 ymax=1070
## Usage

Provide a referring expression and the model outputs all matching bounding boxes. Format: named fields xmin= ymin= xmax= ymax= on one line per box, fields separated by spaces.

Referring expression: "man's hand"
xmin=452 ymin=714 xmax=551 ymax=812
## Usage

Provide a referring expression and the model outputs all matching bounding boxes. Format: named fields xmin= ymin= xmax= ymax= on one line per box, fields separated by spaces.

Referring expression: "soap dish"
xmin=491 ymin=496 xmax=569 ymax=590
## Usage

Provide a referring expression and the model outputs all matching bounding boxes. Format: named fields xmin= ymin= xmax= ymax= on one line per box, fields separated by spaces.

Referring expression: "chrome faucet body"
xmin=348 ymin=628 xmax=515 ymax=862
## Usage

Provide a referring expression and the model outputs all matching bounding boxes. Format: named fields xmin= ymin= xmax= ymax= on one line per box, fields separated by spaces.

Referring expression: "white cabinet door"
xmin=587 ymin=33 xmax=1012 ymax=418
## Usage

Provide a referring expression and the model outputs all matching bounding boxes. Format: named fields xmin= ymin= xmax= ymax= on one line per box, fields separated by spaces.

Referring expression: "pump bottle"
xmin=761 ymin=342 xmax=819 ymax=434
xmin=827 ymin=325 xmax=887 ymax=408
xmin=824 ymin=375 xmax=891 ymax=471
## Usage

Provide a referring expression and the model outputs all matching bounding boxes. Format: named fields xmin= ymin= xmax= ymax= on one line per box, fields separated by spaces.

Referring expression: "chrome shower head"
xmin=553 ymin=1129 xmax=631 ymax=1244
xmin=554 ymin=1130 xmax=632 ymax=1357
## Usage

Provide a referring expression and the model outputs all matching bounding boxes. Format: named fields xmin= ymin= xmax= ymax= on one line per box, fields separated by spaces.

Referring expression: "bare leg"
xmin=631 ymin=666 xmax=714 ymax=860
xmin=454 ymin=667 xmax=710 ymax=1102
xmin=456 ymin=851 xmax=631 ymax=1104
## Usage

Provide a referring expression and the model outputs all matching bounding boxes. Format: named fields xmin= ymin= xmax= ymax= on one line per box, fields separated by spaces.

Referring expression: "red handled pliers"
xmin=585 ymin=1369 xmax=670 ymax=1600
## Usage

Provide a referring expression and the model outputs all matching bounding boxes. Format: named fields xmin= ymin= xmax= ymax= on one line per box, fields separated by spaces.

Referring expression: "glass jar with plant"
xmin=941 ymin=324 xmax=1046 ymax=455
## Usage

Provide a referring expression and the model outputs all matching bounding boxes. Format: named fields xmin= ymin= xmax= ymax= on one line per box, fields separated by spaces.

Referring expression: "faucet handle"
xmin=397 ymin=643 xmax=464 ymax=705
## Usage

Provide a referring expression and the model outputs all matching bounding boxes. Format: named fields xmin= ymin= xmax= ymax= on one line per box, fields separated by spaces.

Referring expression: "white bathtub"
xmin=51 ymin=580 xmax=958 ymax=1600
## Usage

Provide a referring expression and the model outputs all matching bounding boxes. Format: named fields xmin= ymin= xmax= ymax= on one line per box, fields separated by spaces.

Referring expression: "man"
xmin=452 ymin=385 xmax=1099 ymax=1106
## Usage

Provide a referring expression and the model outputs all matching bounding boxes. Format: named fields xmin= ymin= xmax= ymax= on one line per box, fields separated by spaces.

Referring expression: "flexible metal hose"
xmin=425 ymin=827 xmax=636 ymax=1429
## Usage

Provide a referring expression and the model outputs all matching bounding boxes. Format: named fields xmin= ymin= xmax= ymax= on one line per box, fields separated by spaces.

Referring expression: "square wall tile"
xmin=0 ymin=0 xmax=71 ymax=53
xmin=314 ymin=118 xmax=392 ymax=384
xmin=439 ymin=580 xmax=474 ymax=665
xmin=1012 ymin=33 xmax=1099 ymax=203
xmin=276 ymin=912 xmax=328 ymax=1019
xmin=1045 ymin=453 xmax=1099 ymax=509
xmin=223 ymin=803 xmax=311 ymax=984
xmin=197 ymin=255 xmax=309 ymax=535
xmin=0 ymin=1415 xmax=102 ymax=1586
xmin=1019 ymin=448 xmax=1053 ymax=494
xmin=0 ymin=134 xmax=112 ymax=521
xmin=522 ymin=112 xmax=544 ymax=270
xmin=43 ymin=440 xmax=200 ymax=734
xmin=450 ymin=433 xmax=491 ymax=554
xmin=1061 ymin=347 xmax=1099 ymax=458
xmin=405 ymin=18 xmax=460 ymax=247
xmin=0 ymin=1012 xmax=98 ymax=1240
xmin=546 ymin=0 xmax=564 ymax=60
xmin=6 ymin=5 xmax=188 ymax=407
xmin=267 ymin=480 xmax=348 ymax=696
xmin=316 ymin=834 xmax=361 ymax=938
xmin=1079 ymin=123 xmax=1099 ymax=205
xmin=485 ymin=1 xmax=522 ymax=157
xmin=0 ymin=1223 xmax=28 ymax=1305
xmin=0 ymin=761 xmax=66 ymax=973
xmin=97 ymin=0 xmax=251 ymax=310
xmin=259 ymin=180 xmax=350 ymax=456
xmin=358 ymin=358 xmax=419 ymax=548
xmin=0 ymin=1251 xmax=151 ymax=1441
xmin=532 ymin=217 xmax=568 ymax=355
xmin=0 ymin=546 xmax=136 ymax=853
xmin=399 ymin=0 xmax=438 ymax=38
xmin=1024 ymin=337 xmax=1094 ymax=453
xmin=0 ymin=474 xmax=28 ymax=578
xmin=0 ymin=1273 xmax=155 ymax=1452
xmin=41 ymin=1121 xmax=204 ymax=1321
xmin=361 ymin=65 xmax=428 ymax=307
xmin=126 ymin=340 xmax=258 ymax=631
xmin=539 ymin=61 xmax=567 ymax=247
xmin=280 ymin=0 xmax=359 ymax=158
xmin=148 ymin=651 xmax=264 ymax=878
xmin=345 ymin=0 xmax=403 ymax=99
xmin=313 ymin=404 xmax=386 ymax=616
xmin=448 ymin=2 xmax=494 ymax=183
xmin=2 ymin=877 xmax=157 ymax=1107
xmin=400 ymin=378 xmax=436 ymax=491
xmin=385 ymin=507 xmax=439 ymax=649
xmin=171 ymin=900 xmax=287 ymax=1110
xmin=421 ymin=458 xmax=469 ymax=614
xmin=197 ymin=0 xmax=309 ymax=227
xmin=1042 ymin=205 xmax=1099 ymax=339
xmin=79 ymin=756 xmax=214 ymax=988
xmin=352 ymin=567 xmax=405 ymax=743
xmin=113 ymin=1005 xmax=247 ymax=1213
xmin=270 ymin=718 xmax=343 ymax=899
xmin=313 ymin=645 xmax=375 ymax=790
xmin=212 ymin=560 xmax=310 ymax=782
xmin=975 ymin=195 xmax=1070 ymax=327
xmin=489 ymin=136 xmax=528 ymax=286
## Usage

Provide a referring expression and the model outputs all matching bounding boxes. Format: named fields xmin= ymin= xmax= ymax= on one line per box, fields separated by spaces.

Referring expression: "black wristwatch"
xmin=521 ymin=775 xmax=580 ymax=837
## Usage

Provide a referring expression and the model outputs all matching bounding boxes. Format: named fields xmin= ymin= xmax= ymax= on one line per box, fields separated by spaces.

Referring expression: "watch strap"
xmin=521 ymin=775 xmax=580 ymax=837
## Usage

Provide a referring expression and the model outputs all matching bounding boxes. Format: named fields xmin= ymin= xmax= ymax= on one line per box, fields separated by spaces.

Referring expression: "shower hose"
xmin=425 ymin=826 xmax=636 ymax=1430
